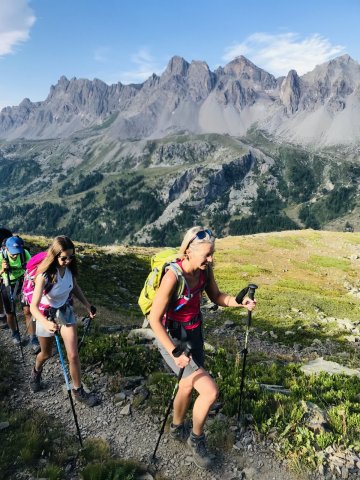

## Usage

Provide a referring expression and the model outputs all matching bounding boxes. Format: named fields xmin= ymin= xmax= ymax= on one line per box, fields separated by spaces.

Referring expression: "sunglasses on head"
xmin=58 ymin=254 xmax=75 ymax=261
xmin=188 ymin=229 xmax=213 ymax=245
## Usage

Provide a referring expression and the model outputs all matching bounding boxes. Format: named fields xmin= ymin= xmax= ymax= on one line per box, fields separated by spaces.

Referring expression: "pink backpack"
xmin=22 ymin=251 xmax=53 ymax=311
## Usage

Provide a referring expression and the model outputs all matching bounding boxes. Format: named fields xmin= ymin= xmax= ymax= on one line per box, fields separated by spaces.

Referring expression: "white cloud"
xmin=0 ymin=0 xmax=36 ymax=56
xmin=119 ymin=47 xmax=164 ymax=84
xmin=223 ymin=32 xmax=346 ymax=76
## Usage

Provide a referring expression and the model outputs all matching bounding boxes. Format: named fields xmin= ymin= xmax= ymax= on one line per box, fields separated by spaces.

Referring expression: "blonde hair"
xmin=37 ymin=235 xmax=78 ymax=283
xmin=179 ymin=226 xmax=215 ymax=257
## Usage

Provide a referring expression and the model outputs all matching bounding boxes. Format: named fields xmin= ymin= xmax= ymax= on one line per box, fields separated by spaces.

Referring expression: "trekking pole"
xmin=77 ymin=305 xmax=96 ymax=353
xmin=77 ymin=315 xmax=91 ymax=353
xmin=150 ymin=342 xmax=192 ymax=462
xmin=5 ymin=267 xmax=25 ymax=364
xmin=50 ymin=316 xmax=83 ymax=447
xmin=236 ymin=283 xmax=258 ymax=423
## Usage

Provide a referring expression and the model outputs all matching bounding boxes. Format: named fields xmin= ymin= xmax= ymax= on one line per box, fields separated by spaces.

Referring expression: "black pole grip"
xmin=172 ymin=341 xmax=192 ymax=358
xmin=247 ymin=284 xmax=258 ymax=301
xmin=235 ymin=286 xmax=249 ymax=305
xmin=235 ymin=284 xmax=258 ymax=304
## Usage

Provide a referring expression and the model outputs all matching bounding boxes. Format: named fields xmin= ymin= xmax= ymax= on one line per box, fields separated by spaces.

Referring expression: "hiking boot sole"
xmin=30 ymin=382 xmax=42 ymax=393
xmin=186 ymin=437 xmax=212 ymax=469
xmin=72 ymin=387 xmax=100 ymax=407
xmin=170 ymin=433 xmax=188 ymax=442
xmin=188 ymin=454 xmax=212 ymax=469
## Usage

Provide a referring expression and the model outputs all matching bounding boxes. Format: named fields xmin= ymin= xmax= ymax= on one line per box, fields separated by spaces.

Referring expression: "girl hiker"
xmin=29 ymin=235 xmax=99 ymax=407
xmin=0 ymin=235 xmax=40 ymax=353
xmin=148 ymin=226 xmax=256 ymax=469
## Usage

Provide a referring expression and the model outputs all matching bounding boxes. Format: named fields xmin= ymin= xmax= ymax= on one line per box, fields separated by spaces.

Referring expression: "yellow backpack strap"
xmin=166 ymin=262 xmax=190 ymax=302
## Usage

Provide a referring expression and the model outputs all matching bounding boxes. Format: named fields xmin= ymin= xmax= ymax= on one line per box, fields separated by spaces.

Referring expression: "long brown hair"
xmin=37 ymin=235 xmax=78 ymax=284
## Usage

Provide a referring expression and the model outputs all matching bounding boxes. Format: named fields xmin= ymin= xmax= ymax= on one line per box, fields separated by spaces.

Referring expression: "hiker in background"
xmin=29 ymin=235 xmax=99 ymax=407
xmin=0 ymin=226 xmax=13 ymax=329
xmin=0 ymin=235 xmax=40 ymax=352
xmin=148 ymin=226 xmax=256 ymax=469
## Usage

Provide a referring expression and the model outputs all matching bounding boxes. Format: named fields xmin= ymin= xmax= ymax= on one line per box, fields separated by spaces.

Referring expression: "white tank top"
xmin=40 ymin=267 xmax=73 ymax=308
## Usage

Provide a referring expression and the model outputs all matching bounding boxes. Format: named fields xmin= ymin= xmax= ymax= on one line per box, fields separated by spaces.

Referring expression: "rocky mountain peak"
xmin=280 ymin=70 xmax=301 ymax=114
xmin=57 ymin=75 xmax=71 ymax=89
xmin=302 ymin=54 xmax=360 ymax=86
xmin=163 ymin=55 xmax=190 ymax=77
xmin=19 ymin=97 xmax=33 ymax=108
xmin=329 ymin=54 xmax=353 ymax=65
xmin=187 ymin=60 xmax=215 ymax=99
xmin=223 ymin=55 xmax=276 ymax=89
xmin=1 ymin=54 xmax=360 ymax=145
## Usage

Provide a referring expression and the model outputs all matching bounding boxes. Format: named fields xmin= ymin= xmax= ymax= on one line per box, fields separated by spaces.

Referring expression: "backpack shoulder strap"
xmin=43 ymin=272 xmax=53 ymax=295
xmin=165 ymin=261 xmax=191 ymax=302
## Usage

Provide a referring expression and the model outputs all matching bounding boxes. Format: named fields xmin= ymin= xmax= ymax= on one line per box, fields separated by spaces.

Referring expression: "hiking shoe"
xmin=11 ymin=331 xmax=21 ymax=345
xmin=170 ymin=422 xmax=191 ymax=442
xmin=30 ymin=367 xmax=42 ymax=392
xmin=31 ymin=337 xmax=41 ymax=354
xmin=170 ymin=422 xmax=190 ymax=442
xmin=72 ymin=385 xmax=99 ymax=407
xmin=187 ymin=432 xmax=212 ymax=469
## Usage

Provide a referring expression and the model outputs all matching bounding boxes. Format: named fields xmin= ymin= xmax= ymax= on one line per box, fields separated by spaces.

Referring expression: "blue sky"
xmin=0 ymin=0 xmax=360 ymax=109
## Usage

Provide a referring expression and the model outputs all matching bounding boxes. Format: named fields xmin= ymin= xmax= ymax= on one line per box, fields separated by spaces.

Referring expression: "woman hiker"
xmin=148 ymin=226 xmax=256 ymax=469
xmin=29 ymin=235 xmax=99 ymax=407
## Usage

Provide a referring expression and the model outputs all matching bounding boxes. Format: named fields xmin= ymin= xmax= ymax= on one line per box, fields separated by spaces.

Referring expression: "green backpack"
xmin=138 ymin=248 xmax=190 ymax=317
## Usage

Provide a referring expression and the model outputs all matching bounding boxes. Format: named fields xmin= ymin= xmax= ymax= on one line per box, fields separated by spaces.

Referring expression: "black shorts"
xmin=0 ymin=281 xmax=28 ymax=314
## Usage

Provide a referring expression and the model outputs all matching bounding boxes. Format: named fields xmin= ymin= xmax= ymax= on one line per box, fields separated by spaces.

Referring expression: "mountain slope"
xmin=0 ymin=129 xmax=359 ymax=246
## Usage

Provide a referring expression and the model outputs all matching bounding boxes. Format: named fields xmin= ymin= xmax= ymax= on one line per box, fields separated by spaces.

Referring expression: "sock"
xmin=190 ymin=431 xmax=204 ymax=440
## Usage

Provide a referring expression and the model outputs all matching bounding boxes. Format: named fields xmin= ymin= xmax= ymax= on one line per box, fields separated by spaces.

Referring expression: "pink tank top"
xmin=164 ymin=260 xmax=207 ymax=330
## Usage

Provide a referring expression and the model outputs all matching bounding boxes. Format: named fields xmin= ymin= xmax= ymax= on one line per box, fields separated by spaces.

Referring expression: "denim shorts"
xmin=36 ymin=304 xmax=76 ymax=338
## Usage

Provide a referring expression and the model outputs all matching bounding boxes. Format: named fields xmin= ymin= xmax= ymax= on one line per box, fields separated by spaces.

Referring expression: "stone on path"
xmin=301 ymin=357 xmax=360 ymax=377
xmin=127 ymin=328 xmax=156 ymax=341
xmin=119 ymin=403 xmax=131 ymax=416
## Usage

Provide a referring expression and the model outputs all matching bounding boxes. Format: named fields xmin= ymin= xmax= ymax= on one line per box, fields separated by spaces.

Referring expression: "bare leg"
xmin=0 ymin=293 xmax=5 ymax=316
xmin=60 ymin=325 xmax=81 ymax=388
xmin=173 ymin=380 xmax=193 ymax=425
xmin=6 ymin=313 xmax=17 ymax=332
xmin=23 ymin=305 xmax=35 ymax=335
xmin=35 ymin=336 xmax=53 ymax=370
xmin=174 ymin=368 xmax=218 ymax=436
